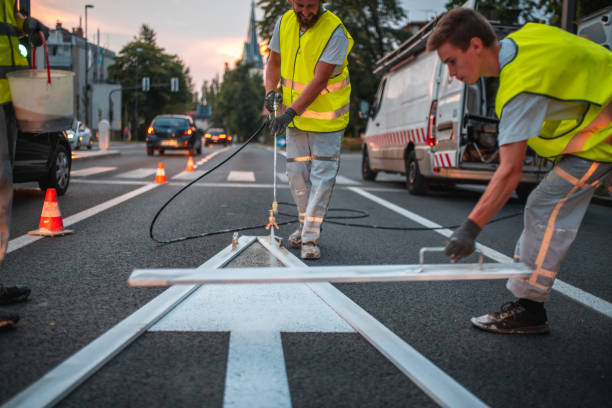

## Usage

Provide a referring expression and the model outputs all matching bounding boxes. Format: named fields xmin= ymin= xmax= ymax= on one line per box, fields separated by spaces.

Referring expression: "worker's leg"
xmin=301 ymin=130 xmax=342 ymax=247
xmin=0 ymin=103 xmax=15 ymax=265
xmin=285 ymin=128 xmax=311 ymax=244
xmin=508 ymin=156 xmax=612 ymax=301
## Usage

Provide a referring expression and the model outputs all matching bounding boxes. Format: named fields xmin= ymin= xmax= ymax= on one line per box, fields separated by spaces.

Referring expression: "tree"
xmin=213 ymin=62 xmax=265 ymax=141
xmin=257 ymin=0 xmax=409 ymax=137
xmin=535 ymin=0 xmax=611 ymax=26
xmin=107 ymin=24 xmax=194 ymax=140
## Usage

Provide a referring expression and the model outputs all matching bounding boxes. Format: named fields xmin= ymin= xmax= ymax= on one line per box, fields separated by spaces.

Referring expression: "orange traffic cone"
xmin=154 ymin=162 xmax=167 ymax=184
xmin=28 ymin=188 xmax=74 ymax=237
xmin=185 ymin=156 xmax=195 ymax=172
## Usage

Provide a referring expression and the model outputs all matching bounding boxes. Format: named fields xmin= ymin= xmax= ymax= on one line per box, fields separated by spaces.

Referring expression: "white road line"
xmin=349 ymin=186 xmax=612 ymax=319
xmin=335 ymin=175 xmax=360 ymax=185
xmin=7 ymin=184 xmax=160 ymax=254
xmin=276 ymin=174 xmax=288 ymax=183
xmin=228 ymin=171 xmax=256 ymax=182
xmin=71 ymin=166 xmax=117 ymax=177
xmin=115 ymin=168 xmax=157 ymax=179
xmin=172 ymin=170 xmax=207 ymax=180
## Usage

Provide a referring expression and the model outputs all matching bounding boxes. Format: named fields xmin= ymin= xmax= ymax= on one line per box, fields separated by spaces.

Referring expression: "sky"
xmin=33 ymin=0 xmax=448 ymax=93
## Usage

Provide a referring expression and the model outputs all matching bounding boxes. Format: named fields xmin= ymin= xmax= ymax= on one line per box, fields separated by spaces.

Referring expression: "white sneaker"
xmin=301 ymin=242 xmax=320 ymax=260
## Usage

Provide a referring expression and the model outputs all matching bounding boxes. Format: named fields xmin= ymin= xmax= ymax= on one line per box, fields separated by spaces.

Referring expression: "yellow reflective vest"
xmin=279 ymin=9 xmax=353 ymax=132
xmin=0 ymin=0 xmax=28 ymax=104
xmin=496 ymin=23 xmax=612 ymax=162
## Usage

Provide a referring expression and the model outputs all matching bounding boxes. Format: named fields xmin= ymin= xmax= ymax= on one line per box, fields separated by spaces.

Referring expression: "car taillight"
xmin=228 ymin=135 xmax=232 ymax=141
xmin=219 ymin=133 xmax=226 ymax=139
xmin=184 ymin=128 xmax=193 ymax=136
xmin=426 ymin=100 xmax=437 ymax=147
xmin=147 ymin=126 xmax=155 ymax=135
xmin=205 ymin=133 xmax=211 ymax=139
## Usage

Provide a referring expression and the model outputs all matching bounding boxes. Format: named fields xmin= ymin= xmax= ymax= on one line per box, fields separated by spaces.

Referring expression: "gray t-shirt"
xmin=269 ymin=11 xmax=349 ymax=77
xmin=497 ymin=38 xmax=587 ymax=146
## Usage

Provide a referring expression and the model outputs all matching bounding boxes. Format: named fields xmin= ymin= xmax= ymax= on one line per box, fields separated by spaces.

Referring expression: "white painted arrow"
xmin=150 ymin=283 xmax=354 ymax=408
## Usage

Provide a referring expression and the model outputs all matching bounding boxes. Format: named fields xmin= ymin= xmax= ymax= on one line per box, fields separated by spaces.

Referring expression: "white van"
xmin=361 ymin=16 xmax=552 ymax=200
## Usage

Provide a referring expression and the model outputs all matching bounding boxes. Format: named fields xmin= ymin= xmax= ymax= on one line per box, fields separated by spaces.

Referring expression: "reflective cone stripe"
xmin=155 ymin=162 xmax=167 ymax=184
xmin=28 ymin=188 xmax=74 ymax=237
xmin=186 ymin=156 xmax=194 ymax=172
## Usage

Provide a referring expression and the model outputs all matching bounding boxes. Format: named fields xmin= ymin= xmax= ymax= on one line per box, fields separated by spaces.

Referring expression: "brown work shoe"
xmin=0 ymin=310 xmax=19 ymax=329
xmin=301 ymin=242 xmax=320 ymax=260
xmin=288 ymin=227 xmax=302 ymax=248
xmin=471 ymin=301 xmax=550 ymax=334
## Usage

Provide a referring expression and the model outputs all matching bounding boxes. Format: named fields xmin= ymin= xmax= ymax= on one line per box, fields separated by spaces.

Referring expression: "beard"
xmin=294 ymin=6 xmax=322 ymax=29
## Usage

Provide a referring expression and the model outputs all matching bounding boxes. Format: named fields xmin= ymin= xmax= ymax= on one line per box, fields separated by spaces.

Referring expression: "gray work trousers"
xmin=508 ymin=155 xmax=612 ymax=302
xmin=286 ymin=127 xmax=342 ymax=245
xmin=0 ymin=103 xmax=17 ymax=265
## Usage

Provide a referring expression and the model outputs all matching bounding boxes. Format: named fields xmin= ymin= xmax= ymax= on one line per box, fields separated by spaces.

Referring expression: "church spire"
xmin=241 ymin=1 xmax=263 ymax=69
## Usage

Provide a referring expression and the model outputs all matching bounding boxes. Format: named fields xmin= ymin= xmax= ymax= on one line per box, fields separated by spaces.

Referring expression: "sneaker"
xmin=301 ymin=242 xmax=320 ymax=260
xmin=0 ymin=310 xmax=19 ymax=329
xmin=0 ymin=285 xmax=31 ymax=305
xmin=288 ymin=227 xmax=302 ymax=248
xmin=471 ymin=301 xmax=550 ymax=334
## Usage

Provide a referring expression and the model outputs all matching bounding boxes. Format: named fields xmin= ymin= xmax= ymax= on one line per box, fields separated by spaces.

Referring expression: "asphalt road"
xmin=1 ymin=141 xmax=610 ymax=407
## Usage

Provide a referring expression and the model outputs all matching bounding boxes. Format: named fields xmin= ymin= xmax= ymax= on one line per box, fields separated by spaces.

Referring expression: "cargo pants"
xmin=285 ymin=127 xmax=342 ymax=245
xmin=508 ymin=155 xmax=612 ymax=302
xmin=0 ymin=103 xmax=17 ymax=265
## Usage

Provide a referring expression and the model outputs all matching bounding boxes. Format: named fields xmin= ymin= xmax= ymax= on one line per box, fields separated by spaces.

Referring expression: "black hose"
xmin=149 ymin=119 xmax=522 ymax=245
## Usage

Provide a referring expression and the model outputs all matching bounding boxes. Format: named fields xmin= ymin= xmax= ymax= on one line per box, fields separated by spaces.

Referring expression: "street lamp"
xmin=85 ymin=4 xmax=94 ymax=127
xmin=135 ymin=47 xmax=142 ymax=140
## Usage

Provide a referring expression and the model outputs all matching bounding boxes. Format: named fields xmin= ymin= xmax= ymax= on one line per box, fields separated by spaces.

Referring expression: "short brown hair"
xmin=427 ymin=8 xmax=496 ymax=52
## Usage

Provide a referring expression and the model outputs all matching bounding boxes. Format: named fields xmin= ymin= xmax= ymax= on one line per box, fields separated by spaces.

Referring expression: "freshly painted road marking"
xmin=151 ymin=283 xmax=354 ymax=408
xmin=71 ymin=166 xmax=117 ymax=177
xmin=172 ymin=170 xmax=206 ymax=180
xmin=277 ymin=173 xmax=288 ymax=183
xmin=115 ymin=168 xmax=157 ymax=179
xmin=227 ymin=171 xmax=256 ymax=182
xmin=349 ymin=186 xmax=612 ymax=319
xmin=7 ymin=184 xmax=160 ymax=254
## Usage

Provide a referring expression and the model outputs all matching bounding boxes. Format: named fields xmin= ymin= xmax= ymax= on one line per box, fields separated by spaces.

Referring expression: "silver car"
xmin=67 ymin=121 xmax=94 ymax=150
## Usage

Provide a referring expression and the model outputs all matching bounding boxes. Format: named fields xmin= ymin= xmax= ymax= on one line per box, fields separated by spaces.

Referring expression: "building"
xmin=33 ymin=21 xmax=121 ymax=134
xmin=240 ymin=1 xmax=263 ymax=70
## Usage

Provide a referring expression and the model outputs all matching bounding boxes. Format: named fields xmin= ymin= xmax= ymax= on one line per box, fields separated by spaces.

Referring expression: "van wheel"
xmin=406 ymin=151 xmax=427 ymax=195
xmin=39 ymin=144 xmax=70 ymax=196
xmin=361 ymin=148 xmax=377 ymax=181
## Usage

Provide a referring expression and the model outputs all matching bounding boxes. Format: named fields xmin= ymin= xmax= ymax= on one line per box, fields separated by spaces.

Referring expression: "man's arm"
xmin=468 ymin=140 xmax=527 ymax=227
xmin=289 ymin=61 xmax=335 ymax=115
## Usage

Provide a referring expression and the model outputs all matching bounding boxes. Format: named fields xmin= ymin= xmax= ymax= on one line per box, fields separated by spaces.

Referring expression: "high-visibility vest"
xmin=279 ymin=9 xmax=353 ymax=132
xmin=496 ymin=23 xmax=612 ymax=162
xmin=0 ymin=0 xmax=28 ymax=105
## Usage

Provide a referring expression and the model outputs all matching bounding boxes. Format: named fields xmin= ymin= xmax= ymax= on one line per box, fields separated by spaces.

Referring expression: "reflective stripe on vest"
xmin=0 ymin=0 xmax=28 ymax=104
xmin=279 ymin=9 xmax=353 ymax=132
xmin=496 ymin=23 xmax=612 ymax=161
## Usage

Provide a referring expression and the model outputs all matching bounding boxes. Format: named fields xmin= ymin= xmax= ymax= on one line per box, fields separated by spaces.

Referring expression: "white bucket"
xmin=6 ymin=69 xmax=75 ymax=133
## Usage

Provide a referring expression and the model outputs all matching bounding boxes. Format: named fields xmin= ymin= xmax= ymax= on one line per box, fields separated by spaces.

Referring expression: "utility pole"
xmin=85 ymin=4 xmax=94 ymax=126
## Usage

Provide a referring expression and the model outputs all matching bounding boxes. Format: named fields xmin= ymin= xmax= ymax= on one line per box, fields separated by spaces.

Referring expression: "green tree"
xmin=108 ymin=24 xmax=194 ymax=140
xmin=535 ymin=0 xmax=610 ymax=26
xmin=213 ymin=62 xmax=265 ymax=141
xmin=257 ymin=0 xmax=409 ymax=137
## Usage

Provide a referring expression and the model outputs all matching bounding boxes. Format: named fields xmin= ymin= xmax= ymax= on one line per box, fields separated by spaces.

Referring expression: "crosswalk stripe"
xmin=227 ymin=171 xmax=255 ymax=182
xmin=172 ymin=170 xmax=207 ymax=180
xmin=71 ymin=167 xmax=117 ymax=177
xmin=335 ymin=175 xmax=359 ymax=185
xmin=115 ymin=168 xmax=157 ymax=179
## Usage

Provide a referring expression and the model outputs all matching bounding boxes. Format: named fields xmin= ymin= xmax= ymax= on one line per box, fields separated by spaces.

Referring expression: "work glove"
xmin=23 ymin=17 xmax=49 ymax=47
xmin=264 ymin=90 xmax=279 ymax=113
xmin=269 ymin=107 xmax=296 ymax=135
xmin=445 ymin=218 xmax=481 ymax=263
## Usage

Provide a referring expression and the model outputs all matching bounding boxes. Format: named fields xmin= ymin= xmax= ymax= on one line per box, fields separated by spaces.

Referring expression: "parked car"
xmin=146 ymin=115 xmax=202 ymax=156
xmin=203 ymin=128 xmax=232 ymax=146
xmin=66 ymin=121 xmax=94 ymax=150
xmin=13 ymin=130 xmax=72 ymax=195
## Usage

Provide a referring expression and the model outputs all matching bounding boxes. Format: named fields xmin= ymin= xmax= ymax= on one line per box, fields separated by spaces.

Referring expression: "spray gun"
xmin=266 ymin=92 xmax=281 ymax=245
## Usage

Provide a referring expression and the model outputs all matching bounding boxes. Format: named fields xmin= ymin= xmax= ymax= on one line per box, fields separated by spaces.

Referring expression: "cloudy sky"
xmin=33 ymin=1 xmax=447 ymax=92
